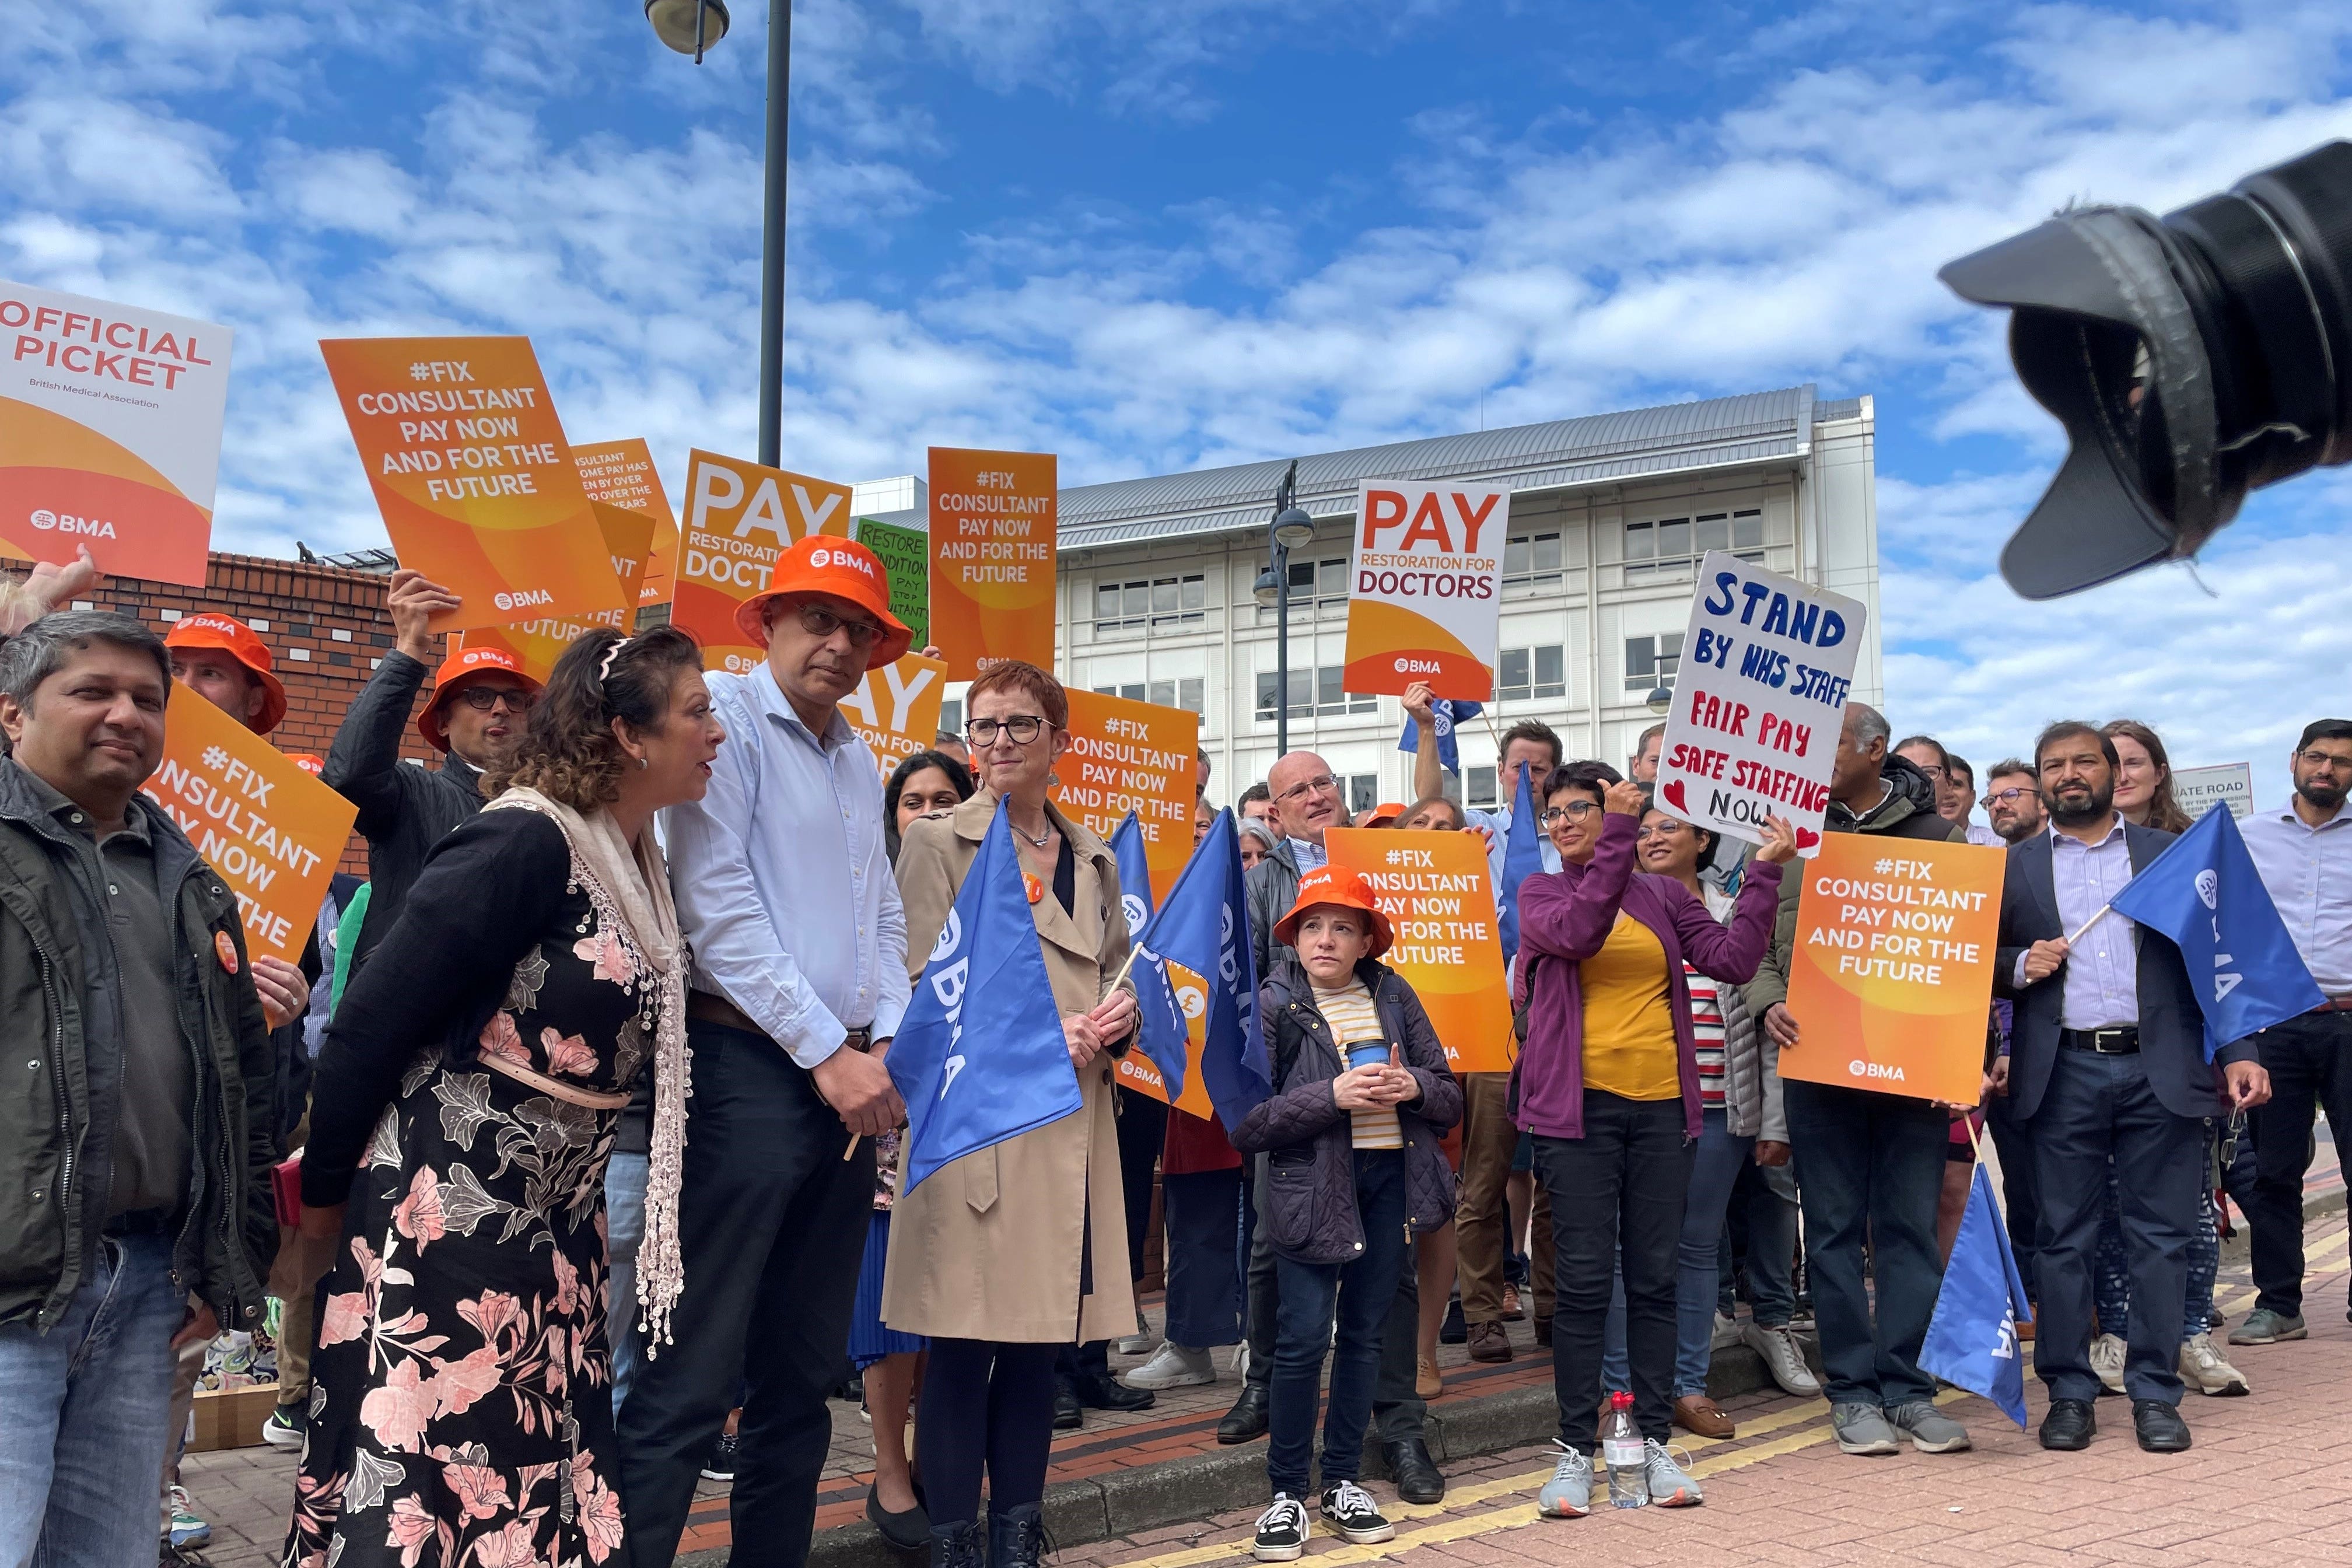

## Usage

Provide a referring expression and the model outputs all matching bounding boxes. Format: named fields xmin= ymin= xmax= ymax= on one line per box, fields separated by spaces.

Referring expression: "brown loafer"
xmin=1466 ymin=1320 xmax=1514 ymax=1363
xmin=1672 ymin=1394 xmax=1735 ymax=1439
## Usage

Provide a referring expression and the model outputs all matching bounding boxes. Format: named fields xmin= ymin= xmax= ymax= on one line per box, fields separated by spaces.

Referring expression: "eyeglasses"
xmin=1273 ymin=772 xmax=1340 ymax=806
xmin=1911 ymin=763 xmax=1950 ymax=782
xmin=1634 ymin=820 xmax=1687 ymax=839
xmin=967 ymin=715 xmax=1053 ymax=746
xmin=456 ymin=686 xmax=534 ymax=713
xmin=795 ymin=602 xmax=886 ymax=649
xmin=1980 ymin=786 xmax=2036 ymax=808
xmin=1541 ymin=802 xmax=1600 ymax=826
xmin=2298 ymin=747 xmax=2352 ymax=771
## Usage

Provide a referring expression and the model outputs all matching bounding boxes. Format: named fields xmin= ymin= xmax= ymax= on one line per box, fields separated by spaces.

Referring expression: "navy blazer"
xmin=1993 ymin=822 xmax=2253 ymax=1123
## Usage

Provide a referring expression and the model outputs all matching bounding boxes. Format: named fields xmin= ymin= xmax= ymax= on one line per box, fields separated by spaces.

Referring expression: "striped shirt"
xmin=1312 ymin=981 xmax=1403 ymax=1149
xmin=1687 ymin=966 xmax=1727 ymax=1107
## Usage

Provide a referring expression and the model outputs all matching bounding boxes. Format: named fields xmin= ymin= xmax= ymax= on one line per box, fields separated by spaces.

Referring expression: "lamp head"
xmin=1273 ymin=505 xmax=1317 ymax=550
xmin=1253 ymin=568 xmax=1282 ymax=607
xmin=646 ymin=0 xmax=729 ymax=55
xmin=1645 ymin=684 xmax=1674 ymax=716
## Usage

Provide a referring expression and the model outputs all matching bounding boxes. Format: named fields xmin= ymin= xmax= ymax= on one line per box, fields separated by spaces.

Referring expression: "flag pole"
xmin=2064 ymin=901 xmax=2113 ymax=947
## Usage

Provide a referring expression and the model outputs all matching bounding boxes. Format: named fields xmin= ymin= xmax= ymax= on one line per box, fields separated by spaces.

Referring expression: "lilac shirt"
xmin=2047 ymin=819 xmax=2140 ymax=1029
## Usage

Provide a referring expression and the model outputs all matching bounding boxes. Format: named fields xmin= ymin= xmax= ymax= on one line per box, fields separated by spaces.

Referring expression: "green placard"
xmin=856 ymin=518 xmax=930 ymax=648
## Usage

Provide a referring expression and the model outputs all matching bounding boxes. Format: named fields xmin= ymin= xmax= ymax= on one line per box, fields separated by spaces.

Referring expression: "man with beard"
xmin=2233 ymin=719 xmax=2352 ymax=1345
xmin=1982 ymin=758 xmax=2048 ymax=845
xmin=1996 ymin=722 xmax=2270 ymax=1454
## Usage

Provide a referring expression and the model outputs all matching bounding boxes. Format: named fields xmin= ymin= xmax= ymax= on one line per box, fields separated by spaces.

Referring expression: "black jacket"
xmin=1244 ymin=838 xmax=1304 ymax=985
xmin=321 ymin=650 xmax=485 ymax=966
xmin=1994 ymin=822 xmax=2251 ymax=1122
xmin=0 ymin=760 xmax=278 ymax=1332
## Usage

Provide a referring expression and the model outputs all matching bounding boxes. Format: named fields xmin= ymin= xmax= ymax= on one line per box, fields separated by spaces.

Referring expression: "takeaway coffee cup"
xmin=1345 ymin=1038 xmax=1394 ymax=1073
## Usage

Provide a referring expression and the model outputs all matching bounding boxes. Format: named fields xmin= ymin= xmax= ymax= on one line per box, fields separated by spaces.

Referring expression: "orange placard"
xmin=452 ymin=502 xmax=648 ymax=683
xmin=573 ymin=438 xmax=679 ymax=608
xmin=595 ymin=502 xmax=655 ymax=608
xmin=1054 ymin=688 xmax=1199 ymax=906
xmin=673 ymin=449 xmax=852 ymax=679
xmin=928 ymin=447 xmax=1056 ymax=678
xmin=1325 ymin=827 xmax=1515 ymax=1072
xmin=318 ymin=337 xmax=625 ymax=634
xmin=840 ymin=652 xmax=949 ymax=782
xmin=1780 ymin=834 xmax=2006 ymax=1104
xmin=1340 ymin=478 xmax=1507 ymax=699
xmin=139 ymin=681 xmax=359 ymax=964
xmin=1115 ymin=954 xmax=1218 ymax=1118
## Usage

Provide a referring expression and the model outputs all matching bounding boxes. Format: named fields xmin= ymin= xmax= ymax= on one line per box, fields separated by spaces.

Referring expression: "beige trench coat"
xmin=879 ymin=789 xmax=1138 ymax=1343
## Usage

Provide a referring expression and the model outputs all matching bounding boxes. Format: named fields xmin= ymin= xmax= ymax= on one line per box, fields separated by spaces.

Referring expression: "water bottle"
xmin=1601 ymin=1391 xmax=1648 ymax=1509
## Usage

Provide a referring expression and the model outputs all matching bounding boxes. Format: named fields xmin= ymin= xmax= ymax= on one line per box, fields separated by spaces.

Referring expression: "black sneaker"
xmin=1319 ymin=1480 xmax=1394 ymax=1545
xmin=1252 ymin=1495 xmax=1308 ymax=1562
xmin=1438 ymin=1296 xmax=1468 ymax=1345
xmin=700 ymin=1432 xmax=739 ymax=1482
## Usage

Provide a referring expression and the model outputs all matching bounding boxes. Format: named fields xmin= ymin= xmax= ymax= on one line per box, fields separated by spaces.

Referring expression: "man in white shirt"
xmin=2233 ymin=719 xmax=2352 ymax=1344
xmin=617 ymin=537 xmax=914 ymax=1568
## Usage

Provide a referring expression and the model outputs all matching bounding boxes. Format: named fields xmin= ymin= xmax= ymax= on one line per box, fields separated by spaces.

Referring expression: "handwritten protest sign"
xmin=1325 ymin=826 xmax=1514 ymax=1072
xmin=1780 ymin=833 xmax=2004 ymax=1105
xmin=929 ymin=447 xmax=1056 ymax=678
xmin=140 ymin=682 xmax=358 ymax=964
xmin=1341 ymin=479 xmax=1507 ymax=699
xmin=672 ymin=449 xmax=852 ymax=678
xmin=840 ymin=652 xmax=949 ymax=782
xmin=573 ymin=438 xmax=679 ymax=607
xmin=1656 ymin=551 xmax=1865 ymax=855
xmin=320 ymin=337 xmax=625 ymax=633
xmin=856 ymin=517 xmax=930 ymax=649
xmin=1054 ymin=687 xmax=1198 ymax=905
xmin=1 ymin=281 xmax=233 ymax=586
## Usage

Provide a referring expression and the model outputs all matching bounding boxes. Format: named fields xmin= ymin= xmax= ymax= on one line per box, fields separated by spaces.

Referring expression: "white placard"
xmin=1655 ymin=551 xmax=1866 ymax=855
xmin=2173 ymin=762 xmax=2253 ymax=821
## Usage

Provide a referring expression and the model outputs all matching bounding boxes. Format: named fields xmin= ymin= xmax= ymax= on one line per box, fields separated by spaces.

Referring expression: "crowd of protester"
xmin=0 ymin=540 xmax=2346 ymax=1568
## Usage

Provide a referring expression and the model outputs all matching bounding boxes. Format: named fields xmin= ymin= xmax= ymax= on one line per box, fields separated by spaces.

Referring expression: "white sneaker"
xmin=1536 ymin=1441 xmax=1592 ymax=1518
xmin=1124 ymin=1343 xmax=1216 ymax=1390
xmin=1741 ymin=1322 xmax=1821 ymax=1398
xmin=2179 ymin=1333 xmax=2250 ymax=1396
xmin=2090 ymin=1332 xmax=2127 ymax=1395
xmin=1115 ymin=1308 xmax=1153 ymax=1356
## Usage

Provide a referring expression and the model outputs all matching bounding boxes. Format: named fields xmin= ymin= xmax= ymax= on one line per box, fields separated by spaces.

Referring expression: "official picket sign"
xmin=140 ymin=681 xmax=358 ymax=964
xmin=1325 ymin=825 xmax=1514 ymax=1072
xmin=929 ymin=447 xmax=1056 ymax=679
xmin=1055 ymin=688 xmax=1200 ymax=905
xmin=1340 ymin=478 xmax=1508 ymax=700
xmin=1779 ymin=832 xmax=2004 ymax=1106
xmin=318 ymin=336 xmax=626 ymax=633
xmin=672 ymin=449 xmax=853 ymax=677
xmin=1656 ymin=550 xmax=1866 ymax=855
xmin=841 ymin=652 xmax=950 ymax=782
xmin=1 ymin=280 xmax=233 ymax=586
xmin=572 ymin=436 xmax=680 ymax=607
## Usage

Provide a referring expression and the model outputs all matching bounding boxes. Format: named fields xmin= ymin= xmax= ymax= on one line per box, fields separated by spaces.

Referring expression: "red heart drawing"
xmin=1795 ymin=827 xmax=1821 ymax=851
xmin=1661 ymin=779 xmax=1688 ymax=813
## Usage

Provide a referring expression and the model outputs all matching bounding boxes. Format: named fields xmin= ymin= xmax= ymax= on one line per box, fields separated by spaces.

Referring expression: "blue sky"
xmin=6 ymin=0 xmax=2349 ymax=798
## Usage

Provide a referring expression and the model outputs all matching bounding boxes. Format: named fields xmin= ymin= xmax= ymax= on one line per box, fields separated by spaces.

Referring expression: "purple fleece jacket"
xmin=1513 ymin=813 xmax=1783 ymax=1140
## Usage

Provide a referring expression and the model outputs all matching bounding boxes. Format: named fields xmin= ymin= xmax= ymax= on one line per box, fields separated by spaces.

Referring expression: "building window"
xmin=1625 ymin=633 xmax=1683 ymax=695
xmin=1503 ymin=531 xmax=1564 ymax=590
xmin=1095 ymin=573 xmax=1207 ymax=635
xmin=1497 ymin=644 xmax=1567 ymax=702
xmin=1254 ymin=666 xmax=1378 ymax=721
xmin=1254 ymin=556 xmax=1350 ymax=622
xmin=1466 ymin=765 xmax=1499 ymax=808
xmin=1095 ymin=678 xmax=1206 ymax=717
xmin=1348 ymin=774 xmax=1379 ymax=814
xmin=1624 ymin=508 xmax=1764 ymax=582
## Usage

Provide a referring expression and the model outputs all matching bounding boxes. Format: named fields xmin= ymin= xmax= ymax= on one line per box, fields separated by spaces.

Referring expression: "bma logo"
xmin=1847 ymin=1059 xmax=1906 ymax=1082
xmin=810 ymin=547 xmax=831 ymax=569
xmin=28 ymin=508 xmax=116 ymax=538
xmin=2195 ymin=870 xmax=2219 ymax=910
xmin=494 ymin=588 xmax=553 ymax=611
xmin=1121 ymin=893 xmax=1148 ymax=934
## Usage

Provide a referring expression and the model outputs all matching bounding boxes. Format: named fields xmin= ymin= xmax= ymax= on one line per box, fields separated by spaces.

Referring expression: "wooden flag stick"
xmin=2064 ymin=901 xmax=2114 ymax=947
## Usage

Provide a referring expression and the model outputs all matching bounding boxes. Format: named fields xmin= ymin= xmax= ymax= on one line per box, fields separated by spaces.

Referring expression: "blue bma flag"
xmin=1111 ymin=811 xmax=1156 ymax=935
xmin=1496 ymin=760 xmax=1544 ymax=964
xmin=2108 ymin=806 xmax=2325 ymax=1060
xmin=1397 ymin=698 xmax=1483 ymax=775
xmin=1131 ymin=809 xmax=1271 ymax=1128
xmin=1919 ymin=1163 xmax=2031 ymax=1429
xmin=888 ymin=797 xmax=1082 ymax=1194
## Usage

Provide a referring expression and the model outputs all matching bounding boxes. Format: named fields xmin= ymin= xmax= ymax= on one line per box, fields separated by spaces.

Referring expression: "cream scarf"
xmin=485 ymin=786 xmax=692 ymax=1350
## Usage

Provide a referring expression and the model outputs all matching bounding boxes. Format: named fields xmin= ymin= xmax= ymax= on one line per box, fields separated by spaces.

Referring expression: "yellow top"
xmin=1577 ymin=912 xmax=1680 ymax=1101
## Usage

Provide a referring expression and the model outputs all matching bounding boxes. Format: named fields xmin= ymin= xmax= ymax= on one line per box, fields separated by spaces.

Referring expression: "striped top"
xmin=1687 ymin=966 xmax=1727 ymax=1107
xmin=1312 ymin=980 xmax=1403 ymax=1149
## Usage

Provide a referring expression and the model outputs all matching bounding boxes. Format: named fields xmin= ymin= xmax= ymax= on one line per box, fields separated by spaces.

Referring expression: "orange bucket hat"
xmin=1273 ymin=864 xmax=1394 ymax=960
xmin=163 ymin=612 xmax=288 ymax=735
xmin=418 ymin=641 xmax=541 ymax=751
xmin=732 ymin=536 xmax=914 ymax=670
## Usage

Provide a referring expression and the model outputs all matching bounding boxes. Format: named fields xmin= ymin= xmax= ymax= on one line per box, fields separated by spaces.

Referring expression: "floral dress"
xmin=287 ymin=811 xmax=659 ymax=1568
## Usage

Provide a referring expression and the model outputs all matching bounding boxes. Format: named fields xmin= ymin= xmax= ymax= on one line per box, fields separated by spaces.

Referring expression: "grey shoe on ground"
xmin=1642 ymin=1439 xmax=1703 ymax=1506
xmin=1741 ymin=1321 xmax=1821 ymax=1398
xmin=1885 ymin=1400 xmax=1972 ymax=1453
xmin=1830 ymin=1402 xmax=1901 ymax=1455
xmin=1535 ymin=1442 xmax=1592 ymax=1518
xmin=2226 ymin=1308 xmax=2307 ymax=1346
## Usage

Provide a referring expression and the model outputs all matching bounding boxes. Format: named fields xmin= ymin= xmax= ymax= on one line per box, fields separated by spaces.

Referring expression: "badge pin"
xmin=214 ymin=930 xmax=240 ymax=975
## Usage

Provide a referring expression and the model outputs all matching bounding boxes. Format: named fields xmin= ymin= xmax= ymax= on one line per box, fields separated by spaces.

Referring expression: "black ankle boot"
xmin=930 ymin=1520 xmax=985 ymax=1568
xmin=988 ymin=1502 xmax=1048 ymax=1568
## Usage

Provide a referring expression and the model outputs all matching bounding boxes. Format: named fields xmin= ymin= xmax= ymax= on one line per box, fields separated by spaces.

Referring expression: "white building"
xmin=856 ymin=384 xmax=1881 ymax=814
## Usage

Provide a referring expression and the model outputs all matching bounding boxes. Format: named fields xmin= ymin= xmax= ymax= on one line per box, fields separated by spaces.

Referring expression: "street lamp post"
xmin=1253 ymin=461 xmax=1318 ymax=759
xmin=646 ymin=0 xmax=792 ymax=467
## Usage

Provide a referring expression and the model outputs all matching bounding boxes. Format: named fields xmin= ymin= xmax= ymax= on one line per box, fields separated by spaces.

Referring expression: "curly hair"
xmin=485 ymin=624 xmax=705 ymax=811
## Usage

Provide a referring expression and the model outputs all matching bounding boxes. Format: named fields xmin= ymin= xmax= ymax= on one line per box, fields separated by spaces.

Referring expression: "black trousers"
xmin=2029 ymin=1046 xmax=2204 ymax=1405
xmin=920 ymin=1339 xmax=1059 ymax=1526
xmin=1532 ymin=1093 xmax=1692 ymax=1451
xmin=2248 ymin=1012 xmax=2352 ymax=1318
xmin=615 ymin=1024 xmax=875 ymax=1568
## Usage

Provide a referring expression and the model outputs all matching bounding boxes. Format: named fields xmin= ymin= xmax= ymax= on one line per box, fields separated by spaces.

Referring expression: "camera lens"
xmin=1941 ymin=141 xmax=2352 ymax=598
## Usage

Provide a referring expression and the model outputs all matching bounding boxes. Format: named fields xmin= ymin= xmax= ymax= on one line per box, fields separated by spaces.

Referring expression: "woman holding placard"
xmin=1513 ymin=762 xmax=1793 ymax=1520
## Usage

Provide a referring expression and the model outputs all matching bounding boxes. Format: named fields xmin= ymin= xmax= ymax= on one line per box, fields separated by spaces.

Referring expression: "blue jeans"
xmin=1745 ymin=1157 xmax=1800 ymax=1327
xmin=604 ymin=1151 xmax=649 ymax=1416
xmin=1602 ymin=1108 xmax=1753 ymax=1398
xmin=1267 ymin=1150 xmax=1408 ymax=1500
xmin=0 ymin=1233 xmax=187 ymax=1568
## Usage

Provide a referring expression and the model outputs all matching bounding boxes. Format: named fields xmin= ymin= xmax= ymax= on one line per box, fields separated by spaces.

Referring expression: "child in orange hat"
xmin=1231 ymin=866 xmax=1462 ymax=1560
